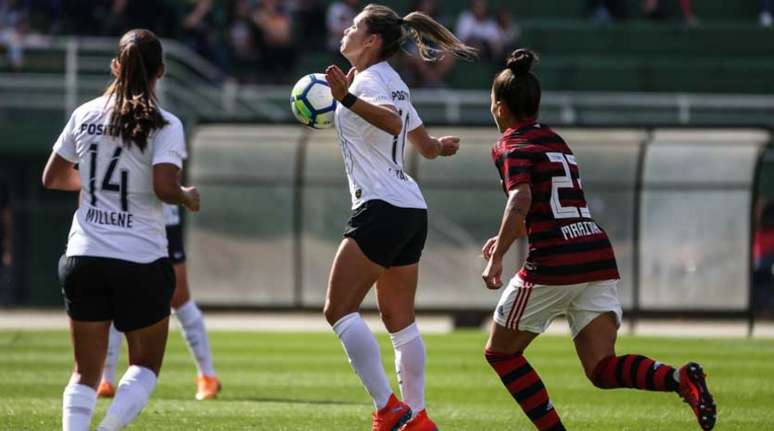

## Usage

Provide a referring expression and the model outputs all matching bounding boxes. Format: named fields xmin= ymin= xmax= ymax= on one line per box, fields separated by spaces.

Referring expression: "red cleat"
xmin=677 ymin=362 xmax=716 ymax=430
xmin=195 ymin=375 xmax=221 ymax=400
xmin=399 ymin=410 xmax=438 ymax=431
xmin=96 ymin=380 xmax=115 ymax=398
xmin=372 ymin=394 xmax=412 ymax=431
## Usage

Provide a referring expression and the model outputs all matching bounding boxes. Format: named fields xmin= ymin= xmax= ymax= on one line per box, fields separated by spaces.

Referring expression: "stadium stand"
xmin=2 ymin=0 xmax=773 ymax=92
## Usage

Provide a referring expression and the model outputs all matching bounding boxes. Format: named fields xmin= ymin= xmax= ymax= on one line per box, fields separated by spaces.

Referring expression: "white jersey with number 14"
xmin=53 ymin=96 xmax=187 ymax=263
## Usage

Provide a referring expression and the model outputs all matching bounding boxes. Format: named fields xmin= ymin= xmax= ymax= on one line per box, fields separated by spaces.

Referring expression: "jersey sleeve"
xmin=52 ymin=113 xmax=78 ymax=163
xmin=406 ymin=102 xmax=423 ymax=132
xmin=501 ymin=147 xmax=534 ymax=191
xmin=152 ymin=118 xmax=188 ymax=168
xmin=352 ymin=73 xmax=393 ymax=107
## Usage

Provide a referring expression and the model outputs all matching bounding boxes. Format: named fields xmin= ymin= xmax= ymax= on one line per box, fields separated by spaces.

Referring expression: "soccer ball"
xmin=290 ymin=73 xmax=337 ymax=129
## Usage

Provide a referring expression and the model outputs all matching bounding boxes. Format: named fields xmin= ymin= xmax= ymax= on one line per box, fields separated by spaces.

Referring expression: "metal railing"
xmin=185 ymin=124 xmax=769 ymax=325
xmin=3 ymin=36 xmax=774 ymax=126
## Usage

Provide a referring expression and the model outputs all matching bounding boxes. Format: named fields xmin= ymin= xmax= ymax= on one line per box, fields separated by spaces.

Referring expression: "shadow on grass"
xmin=240 ymin=397 xmax=369 ymax=407
xmin=157 ymin=394 xmax=369 ymax=407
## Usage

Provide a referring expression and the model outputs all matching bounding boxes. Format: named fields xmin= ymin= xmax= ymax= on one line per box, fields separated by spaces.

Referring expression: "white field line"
xmin=0 ymin=310 xmax=453 ymax=334
xmin=1 ymin=310 xmax=773 ymax=337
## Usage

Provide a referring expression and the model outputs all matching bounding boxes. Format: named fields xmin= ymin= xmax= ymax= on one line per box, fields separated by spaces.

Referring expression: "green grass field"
xmin=1 ymin=330 xmax=773 ymax=430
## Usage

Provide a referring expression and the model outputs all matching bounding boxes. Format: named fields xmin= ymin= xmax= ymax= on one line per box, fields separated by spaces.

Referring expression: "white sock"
xmin=96 ymin=366 xmax=157 ymax=431
xmin=390 ymin=322 xmax=426 ymax=415
xmin=62 ymin=380 xmax=97 ymax=431
xmin=102 ymin=323 xmax=122 ymax=385
xmin=333 ymin=313 xmax=392 ymax=409
xmin=174 ymin=300 xmax=216 ymax=377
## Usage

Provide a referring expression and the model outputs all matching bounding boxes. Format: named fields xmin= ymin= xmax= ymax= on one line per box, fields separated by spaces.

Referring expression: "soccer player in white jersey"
xmin=322 ymin=4 xmax=477 ymax=431
xmin=42 ymin=29 xmax=200 ymax=431
xmin=98 ymin=203 xmax=220 ymax=401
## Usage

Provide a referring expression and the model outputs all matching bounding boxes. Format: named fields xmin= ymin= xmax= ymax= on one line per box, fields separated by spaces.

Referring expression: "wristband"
xmin=341 ymin=92 xmax=358 ymax=109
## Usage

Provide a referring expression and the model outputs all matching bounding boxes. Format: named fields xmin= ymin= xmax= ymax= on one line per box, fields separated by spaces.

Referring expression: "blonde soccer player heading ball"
xmin=322 ymin=4 xmax=477 ymax=431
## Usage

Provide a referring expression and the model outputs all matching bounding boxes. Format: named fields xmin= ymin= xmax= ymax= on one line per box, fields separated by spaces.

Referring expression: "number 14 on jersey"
xmin=88 ymin=144 xmax=129 ymax=212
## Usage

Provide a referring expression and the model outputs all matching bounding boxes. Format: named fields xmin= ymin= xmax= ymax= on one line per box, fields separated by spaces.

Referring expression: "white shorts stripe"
xmin=507 ymin=286 xmax=526 ymax=329
xmin=510 ymin=282 xmax=533 ymax=329
xmin=492 ymin=277 xmax=622 ymax=338
xmin=503 ymin=286 xmax=525 ymax=330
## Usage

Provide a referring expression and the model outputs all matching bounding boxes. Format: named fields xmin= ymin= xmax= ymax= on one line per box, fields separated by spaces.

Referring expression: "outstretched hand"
xmin=182 ymin=186 xmax=200 ymax=212
xmin=438 ymin=136 xmax=460 ymax=157
xmin=325 ymin=65 xmax=356 ymax=101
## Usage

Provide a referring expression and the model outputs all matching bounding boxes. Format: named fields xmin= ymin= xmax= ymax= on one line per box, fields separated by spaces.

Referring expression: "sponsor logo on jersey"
xmin=80 ymin=123 xmax=119 ymax=137
xmin=391 ymin=90 xmax=408 ymax=101
xmin=388 ymin=168 xmax=408 ymax=181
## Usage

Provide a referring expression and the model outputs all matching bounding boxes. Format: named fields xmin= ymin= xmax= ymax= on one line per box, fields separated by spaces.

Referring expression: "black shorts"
xmin=344 ymin=199 xmax=428 ymax=268
xmin=166 ymin=224 xmax=186 ymax=264
xmin=58 ymin=255 xmax=175 ymax=332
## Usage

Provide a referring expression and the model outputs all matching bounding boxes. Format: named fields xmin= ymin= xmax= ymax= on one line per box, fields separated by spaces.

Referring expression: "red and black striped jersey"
xmin=491 ymin=120 xmax=620 ymax=285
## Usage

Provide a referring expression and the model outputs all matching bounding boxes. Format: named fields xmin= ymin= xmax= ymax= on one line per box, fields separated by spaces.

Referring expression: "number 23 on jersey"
xmin=546 ymin=152 xmax=590 ymax=220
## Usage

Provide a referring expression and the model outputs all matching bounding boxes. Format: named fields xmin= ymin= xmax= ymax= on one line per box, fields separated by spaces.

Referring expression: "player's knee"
xmin=323 ymin=301 xmax=352 ymax=327
xmin=127 ymin=346 xmax=165 ymax=375
xmin=378 ymin=310 xmax=394 ymax=327
xmin=71 ymin=369 xmax=102 ymax=390
xmin=589 ymin=356 xmax=615 ymax=388
xmin=322 ymin=303 xmax=336 ymax=326
xmin=128 ymin=358 xmax=162 ymax=376
xmin=483 ymin=348 xmax=523 ymax=359
xmin=379 ymin=309 xmax=413 ymax=333
xmin=170 ymin=288 xmax=190 ymax=309
xmin=585 ymin=367 xmax=599 ymax=386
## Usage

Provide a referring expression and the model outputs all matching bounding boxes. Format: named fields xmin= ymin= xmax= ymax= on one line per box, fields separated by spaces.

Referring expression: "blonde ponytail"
xmin=362 ymin=4 xmax=478 ymax=62
xmin=403 ymin=11 xmax=478 ymax=62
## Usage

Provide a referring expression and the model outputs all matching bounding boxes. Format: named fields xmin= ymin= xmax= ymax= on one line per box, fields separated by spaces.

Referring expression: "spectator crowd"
xmin=1 ymin=0 xmax=772 ymax=86
xmin=0 ymin=0 xmax=521 ymax=86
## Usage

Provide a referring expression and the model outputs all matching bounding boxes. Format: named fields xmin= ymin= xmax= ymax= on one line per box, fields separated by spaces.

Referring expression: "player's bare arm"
xmin=42 ymin=153 xmax=81 ymax=191
xmin=482 ymin=183 xmax=531 ymax=290
xmin=325 ymin=64 xmax=402 ymax=135
xmin=153 ymin=164 xmax=200 ymax=212
xmin=407 ymin=125 xmax=460 ymax=159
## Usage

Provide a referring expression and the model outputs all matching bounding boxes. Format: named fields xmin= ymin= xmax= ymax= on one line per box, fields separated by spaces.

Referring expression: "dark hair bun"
xmin=507 ymin=49 xmax=538 ymax=76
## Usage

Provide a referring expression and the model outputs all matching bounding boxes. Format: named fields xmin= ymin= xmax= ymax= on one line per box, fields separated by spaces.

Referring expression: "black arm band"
xmin=341 ymin=92 xmax=358 ymax=109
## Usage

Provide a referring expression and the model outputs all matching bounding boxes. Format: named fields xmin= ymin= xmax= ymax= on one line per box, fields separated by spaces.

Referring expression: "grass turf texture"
xmin=1 ymin=330 xmax=773 ymax=430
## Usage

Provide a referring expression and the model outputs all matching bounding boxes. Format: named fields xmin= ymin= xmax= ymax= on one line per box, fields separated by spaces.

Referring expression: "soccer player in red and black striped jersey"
xmin=480 ymin=49 xmax=717 ymax=431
